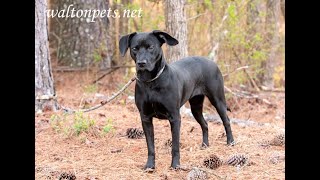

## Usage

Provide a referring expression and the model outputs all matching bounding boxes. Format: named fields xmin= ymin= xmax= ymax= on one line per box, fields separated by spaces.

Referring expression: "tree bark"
xmin=280 ymin=0 xmax=285 ymax=19
xmin=49 ymin=0 xmax=113 ymax=69
xmin=118 ymin=0 xmax=129 ymax=63
xmin=247 ymin=0 xmax=263 ymax=35
xmin=246 ymin=0 xmax=264 ymax=90
xmin=35 ymin=0 xmax=59 ymax=112
xmin=164 ymin=0 xmax=188 ymax=62
xmin=263 ymin=0 xmax=280 ymax=89
xmin=119 ymin=0 xmax=129 ymax=36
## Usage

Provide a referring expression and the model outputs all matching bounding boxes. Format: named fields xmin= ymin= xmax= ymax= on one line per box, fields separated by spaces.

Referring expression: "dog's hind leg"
xmin=189 ymin=95 xmax=209 ymax=147
xmin=207 ymin=93 xmax=235 ymax=145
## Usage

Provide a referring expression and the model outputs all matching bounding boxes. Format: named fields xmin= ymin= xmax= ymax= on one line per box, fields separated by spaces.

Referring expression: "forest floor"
xmin=35 ymin=70 xmax=285 ymax=180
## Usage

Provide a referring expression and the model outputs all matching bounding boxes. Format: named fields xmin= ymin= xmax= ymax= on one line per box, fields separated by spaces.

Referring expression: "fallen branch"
xmin=204 ymin=114 xmax=267 ymax=127
xmin=260 ymin=86 xmax=285 ymax=92
xmin=60 ymin=77 xmax=136 ymax=113
xmin=52 ymin=67 xmax=88 ymax=72
xmin=224 ymin=86 xmax=276 ymax=108
xmin=107 ymin=65 xmax=135 ymax=69
xmin=92 ymin=67 xmax=119 ymax=84
xmin=52 ymin=65 xmax=135 ymax=72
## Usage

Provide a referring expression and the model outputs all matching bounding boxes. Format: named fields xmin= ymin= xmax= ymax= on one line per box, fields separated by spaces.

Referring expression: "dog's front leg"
xmin=169 ymin=111 xmax=181 ymax=169
xmin=141 ymin=116 xmax=155 ymax=170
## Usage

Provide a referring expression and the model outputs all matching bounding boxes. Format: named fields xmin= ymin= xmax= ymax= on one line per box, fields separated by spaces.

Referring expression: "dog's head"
xmin=119 ymin=30 xmax=178 ymax=71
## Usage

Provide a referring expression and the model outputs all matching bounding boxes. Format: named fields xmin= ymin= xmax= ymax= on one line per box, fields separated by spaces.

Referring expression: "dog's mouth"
xmin=136 ymin=64 xmax=154 ymax=72
xmin=136 ymin=66 xmax=147 ymax=71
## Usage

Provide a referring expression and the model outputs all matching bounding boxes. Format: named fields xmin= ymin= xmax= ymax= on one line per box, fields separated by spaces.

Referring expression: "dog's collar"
xmin=136 ymin=65 xmax=166 ymax=83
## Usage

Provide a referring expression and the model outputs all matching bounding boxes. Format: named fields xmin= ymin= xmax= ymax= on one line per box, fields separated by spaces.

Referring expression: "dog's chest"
xmin=139 ymin=88 xmax=171 ymax=119
xmin=148 ymin=102 xmax=169 ymax=119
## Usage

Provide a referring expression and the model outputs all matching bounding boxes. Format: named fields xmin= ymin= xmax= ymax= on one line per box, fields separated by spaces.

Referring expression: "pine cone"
xmin=165 ymin=139 xmax=173 ymax=147
xmin=187 ymin=167 xmax=207 ymax=180
xmin=270 ymin=133 xmax=285 ymax=146
xmin=226 ymin=154 xmax=249 ymax=167
xmin=269 ymin=152 xmax=285 ymax=164
xmin=203 ymin=154 xmax=223 ymax=169
xmin=58 ymin=172 xmax=76 ymax=180
xmin=126 ymin=128 xmax=144 ymax=139
xmin=269 ymin=156 xmax=280 ymax=164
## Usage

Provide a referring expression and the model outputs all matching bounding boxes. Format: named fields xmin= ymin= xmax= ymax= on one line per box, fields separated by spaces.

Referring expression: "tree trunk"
xmin=119 ymin=0 xmax=129 ymax=36
xmin=246 ymin=0 xmax=264 ymax=90
xmin=263 ymin=0 xmax=280 ymax=89
xmin=35 ymin=0 xmax=59 ymax=113
xmin=247 ymin=0 xmax=263 ymax=35
xmin=49 ymin=0 xmax=113 ymax=69
xmin=164 ymin=0 xmax=188 ymax=62
xmin=118 ymin=0 xmax=129 ymax=63
xmin=280 ymin=0 xmax=285 ymax=19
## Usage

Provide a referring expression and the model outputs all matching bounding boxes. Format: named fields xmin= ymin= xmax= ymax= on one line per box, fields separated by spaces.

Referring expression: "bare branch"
xmin=223 ymin=65 xmax=249 ymax=77
xmin=92 ymin=67 xmax=119 ymax=84
xmin=187 ymin=13 xmax=207 ymax=21
xmin=52 ymin=65 xmax=135 ymax=72
xmin=208 ymin=3 xmax=231 ymax=62
xmin=224 ymin=85 xmax=276 ymax=108
xmin=60 ymin=77 xmax=136 ymax=113
xmin=52 ymin=67 xmax=88 ymax=72
xmin=260 ymin=86 xmax=285 ymax=92
xmin=232 ymin=48 xmax=260 ymax=92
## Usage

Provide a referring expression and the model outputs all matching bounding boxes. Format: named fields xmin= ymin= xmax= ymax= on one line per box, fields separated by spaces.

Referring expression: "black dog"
xmin=119 ymin=30 xmax=234 ymax=170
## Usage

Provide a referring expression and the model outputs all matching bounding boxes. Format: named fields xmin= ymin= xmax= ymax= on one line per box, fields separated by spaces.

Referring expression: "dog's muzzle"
xmin=137 ymin=59 xmax=147 ymax=66
xmin=137 ymin=60 xmax=147 ymax=70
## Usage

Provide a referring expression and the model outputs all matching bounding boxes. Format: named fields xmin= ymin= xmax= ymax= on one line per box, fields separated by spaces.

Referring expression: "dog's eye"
xmin=132 ymin=47 xmax=137 ymax=52
xmin=148 ymin=46 xmax=154 ymax=50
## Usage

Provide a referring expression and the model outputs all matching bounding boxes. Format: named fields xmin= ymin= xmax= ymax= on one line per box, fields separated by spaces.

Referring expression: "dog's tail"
xmin=227 ymin=106 xmax=231 ymax=112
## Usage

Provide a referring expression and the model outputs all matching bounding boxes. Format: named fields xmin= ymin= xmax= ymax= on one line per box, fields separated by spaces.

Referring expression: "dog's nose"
xmin=137 ymin=60 xmax=147 ymax=67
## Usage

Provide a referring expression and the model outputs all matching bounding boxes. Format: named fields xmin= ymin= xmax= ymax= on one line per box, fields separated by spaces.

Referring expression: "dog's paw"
xmin=227 ymin=141 xmax=236 ymax=146
xmin=200 ymin=142 xmax=209 ymax=149
xmin=143 ymin=164 xmax=155 ymax=173
xmin=169 ymin=166 xmax=180 ymax=171
xmin=143 ymin=167 xmax=155 ymax=173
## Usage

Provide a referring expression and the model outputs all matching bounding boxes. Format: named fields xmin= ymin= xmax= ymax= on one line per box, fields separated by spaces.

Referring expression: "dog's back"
xmin=170 ymin=56 xmax=221 ymax=82
xmin=169 ymin=56 xmax=224 ymax=102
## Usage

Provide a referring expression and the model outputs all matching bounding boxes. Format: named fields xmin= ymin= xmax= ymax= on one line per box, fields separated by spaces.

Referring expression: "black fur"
xmin=119 ymin=30 xmax=234 ymax=170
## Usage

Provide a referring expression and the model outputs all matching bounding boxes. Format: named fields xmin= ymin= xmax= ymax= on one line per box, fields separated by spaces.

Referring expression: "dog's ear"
xmin=119 ymin=32 xmax=137 ymax=57
xmin=152 ymin=30 xmax=179 ymax=46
